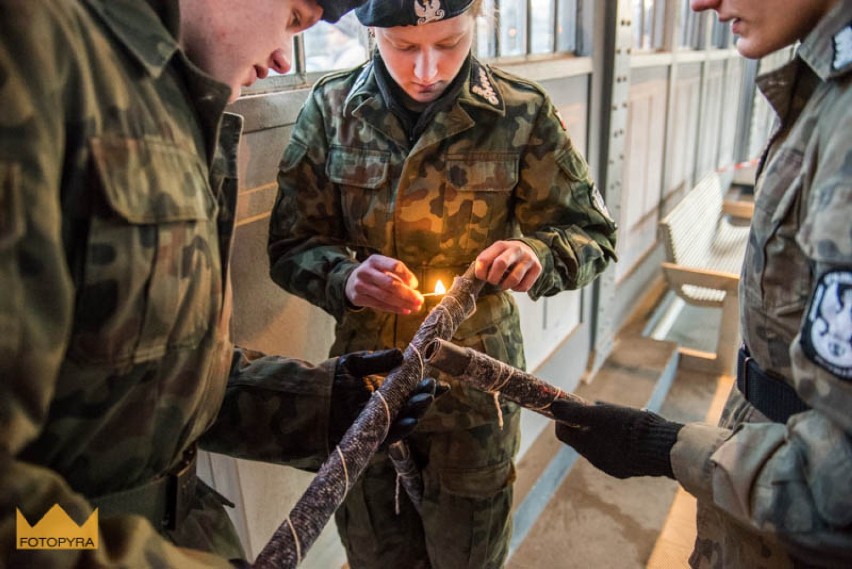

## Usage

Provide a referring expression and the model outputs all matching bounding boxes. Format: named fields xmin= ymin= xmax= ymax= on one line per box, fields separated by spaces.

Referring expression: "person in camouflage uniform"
xmin=553 ymin=0 xmax=852 ymax=566
xmin=0 ymin=0 xmax=446 ymax=567
xmin=268 ymin=0 xmax=618 ymax=566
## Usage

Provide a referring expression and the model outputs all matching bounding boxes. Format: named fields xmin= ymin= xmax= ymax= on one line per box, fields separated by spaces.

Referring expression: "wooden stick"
xmin=253 ymin=264 xmax=483 ymax=568
xmin=387 ymin=440 xmax=422 ymax=514
xmin=424 ymin=339 xmax=588 ymax=419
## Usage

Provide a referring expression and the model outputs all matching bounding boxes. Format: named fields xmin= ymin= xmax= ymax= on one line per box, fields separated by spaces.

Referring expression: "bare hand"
xmin=474 ymin=241 xmax=542 ymax=292
xmin=345 ymin=255 xmax=424 ymax=314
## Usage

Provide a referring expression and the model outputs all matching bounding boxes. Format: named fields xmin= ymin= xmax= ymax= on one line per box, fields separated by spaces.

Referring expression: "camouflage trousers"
xmin=335 ymin=408 xmax=520 ymax=569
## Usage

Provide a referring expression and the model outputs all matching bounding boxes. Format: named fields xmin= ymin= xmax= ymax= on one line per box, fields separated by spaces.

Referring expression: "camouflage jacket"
xmin=1 ymin=1 xmax=338 ymax=566
xmin=269 ymin=55 xmax=617 ymax=429
xmin=672 ymin=4 xmax=852 ymax=566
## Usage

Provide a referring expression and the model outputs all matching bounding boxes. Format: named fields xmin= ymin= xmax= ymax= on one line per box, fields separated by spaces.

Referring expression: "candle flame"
xmin=434 ymin=279 xmax=446 ymax=295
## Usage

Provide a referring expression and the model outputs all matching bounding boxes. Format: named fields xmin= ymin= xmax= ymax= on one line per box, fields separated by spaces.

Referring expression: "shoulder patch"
xmin=833 ymin=24 xmax=852 ymax=72
xmin=801 ymin=269 xmax=852 ymax=380
xmin=590 ymin=186 xmax=613 ymax=221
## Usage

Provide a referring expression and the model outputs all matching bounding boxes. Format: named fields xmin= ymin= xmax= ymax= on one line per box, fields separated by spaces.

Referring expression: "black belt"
xmin=89 ymin=446 xmax=198 ymax=530
xmin=736 ymin=346 xmax=810 ymax=423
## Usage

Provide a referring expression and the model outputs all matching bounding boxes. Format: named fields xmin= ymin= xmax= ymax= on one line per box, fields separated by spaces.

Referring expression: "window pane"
xmin=556 ymin=0 xmax=578 ymax=53
xmin=711 ymin=12 xmax=731 ymax=48
xmin=499 ymin=0 xmax=528 ymax=57
xmin=303 ymin=12 xmax=368 ymax=73
xmin=679 ymin=0 xmax=703 ymax=48
xmin=476 ymin=0 xmax=498 ymax=58
xmin=632 ymin=0 xmax=655 ymax=49
xmin=633 ymin=0 xmax=645 ymax=48
xmin=530 ymin=0 xmax=555 ymax=54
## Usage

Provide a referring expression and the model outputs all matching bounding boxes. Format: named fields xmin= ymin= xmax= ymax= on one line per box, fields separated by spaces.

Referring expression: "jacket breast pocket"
xmin=69 ymin=137 xmax=219 ymax=366
xmin=326 ymin=145 xmax=389 ymax=247
xmin=755 ymin=148 xmax=810 ymax=318
xmin=442 ymin=153 xmax=518 ymax=254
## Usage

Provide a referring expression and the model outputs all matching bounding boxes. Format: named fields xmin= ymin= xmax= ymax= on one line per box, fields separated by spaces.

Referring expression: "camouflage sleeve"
xmin=199 ymin=348 xmax=337 ymax=472
xmin=671 ymin=102 xmax=852 ymax=562
xmin=0 ymin=4 xmax=230 ymax=567
xmin=268 ymin=89 xmax=358 ymax=321
xmin=673 ymin=413 xmax=852 ymax=562
xmin=512 ymin=99 xmax=618 ymax=300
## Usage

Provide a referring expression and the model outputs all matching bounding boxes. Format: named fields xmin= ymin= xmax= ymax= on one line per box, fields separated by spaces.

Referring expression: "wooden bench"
xmin=658 ymin=172 xmax=752 ymax=374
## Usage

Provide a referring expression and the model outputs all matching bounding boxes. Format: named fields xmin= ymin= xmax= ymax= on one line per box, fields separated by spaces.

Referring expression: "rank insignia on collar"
xmin=800 ymin=269 xmax=852 ymax=380
xmin=471 ymin=66 xmax=499 ymax=106
xmin=416 ymin=0 xmax=446 ymax=25
xmin=833 ymin=24 xmax=852 ymax=72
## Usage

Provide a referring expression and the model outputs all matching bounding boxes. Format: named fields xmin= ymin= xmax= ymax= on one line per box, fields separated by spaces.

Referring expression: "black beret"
xmin=356 ymin=0 xmax=474 ymax=27
xmin=318 ymin=0 xmax=368 ymax=23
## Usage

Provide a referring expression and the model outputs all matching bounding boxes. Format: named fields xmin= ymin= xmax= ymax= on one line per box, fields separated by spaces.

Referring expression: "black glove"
xmin=331 ymin=349 xmax=448 ymax=446
xmin=551 ymin=399 xmax=683 ymax=479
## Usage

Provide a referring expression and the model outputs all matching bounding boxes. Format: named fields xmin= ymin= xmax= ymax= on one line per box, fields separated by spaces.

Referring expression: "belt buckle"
xmin=165 ymin=447 xmax=197 ymax=530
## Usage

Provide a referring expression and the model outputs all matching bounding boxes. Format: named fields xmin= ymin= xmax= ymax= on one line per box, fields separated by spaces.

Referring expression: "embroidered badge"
xmin=833 ymin=25 xmax=852 ymax=71
xmin=416 ymin=0 xmax=446 ymax=25
xmin=471 ymin=67 xmax=499 ymax=106
xmin=800 ymin=270 xmax=852 ymax=380
xmin=591 ymin=186 xmax=612 ymax=220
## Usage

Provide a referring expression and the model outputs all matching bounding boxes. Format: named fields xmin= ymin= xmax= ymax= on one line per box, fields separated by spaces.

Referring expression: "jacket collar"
xmin=797 ymin=0 xmax=852 ymax=81
xmin=82 ymin=0 xmax=180 ymax=79
xmin=84 ymin=0 xmax=232 ymax=163
xmin=756 ymin=2 xmax=851 ymax=125
xmin=343 ymin=55 xmax=506 ymax=119
xmin=459 ymin=58 xmax=506 ymax=114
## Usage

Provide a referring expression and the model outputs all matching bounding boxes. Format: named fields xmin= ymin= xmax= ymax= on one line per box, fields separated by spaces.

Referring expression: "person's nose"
xmin=690 ymin=0 xmax=720 ymax=12
xmin=270 ymin=46 xmax=292 ymax=75
xmin=414 ymin=48 xmax=438 ymax=83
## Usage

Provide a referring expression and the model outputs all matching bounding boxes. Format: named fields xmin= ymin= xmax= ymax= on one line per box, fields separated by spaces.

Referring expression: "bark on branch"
xmin=424 ymin=339 xmax=588 ymax=419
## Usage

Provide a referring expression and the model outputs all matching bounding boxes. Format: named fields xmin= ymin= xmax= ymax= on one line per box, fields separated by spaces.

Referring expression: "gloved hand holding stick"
xmin=253 ymin=264 xmax=484 ymax=569
xmin=425 ymin=339 xmax=683 ymax=481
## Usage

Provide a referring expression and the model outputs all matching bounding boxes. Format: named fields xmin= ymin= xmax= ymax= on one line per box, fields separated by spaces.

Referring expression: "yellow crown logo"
xmin=16 ymin=504 xmax=98 ymax=550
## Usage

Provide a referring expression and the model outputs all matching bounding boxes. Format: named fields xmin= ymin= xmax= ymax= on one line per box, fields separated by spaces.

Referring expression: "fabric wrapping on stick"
xmin=424 ymin=339 xmax=588 ymax=419
xmin=387 ymin=440 xmax=423 ymax=514
xmin=253 ymin=264 xmax=483 ymax=568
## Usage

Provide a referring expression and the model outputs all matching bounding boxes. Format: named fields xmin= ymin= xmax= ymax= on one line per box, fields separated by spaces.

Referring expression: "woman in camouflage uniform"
xmin=269 ymin=1 xmax=617 ymax=566
xmin=553 ymin=0 xmax=852 ymax=567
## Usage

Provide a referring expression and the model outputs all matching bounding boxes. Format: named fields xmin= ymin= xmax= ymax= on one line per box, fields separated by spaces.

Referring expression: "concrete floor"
xmin=506 ymin=295 xmax=731 ymax=569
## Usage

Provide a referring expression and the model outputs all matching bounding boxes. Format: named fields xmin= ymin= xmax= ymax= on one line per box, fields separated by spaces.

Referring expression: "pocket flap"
xmin=90 ymin=137 xmax=214 ymax=224
xmin=445 ymin=153 xmax=518 ymax=191
xmin=440 ymin=460 xmax=516 ymax=498
xmin=326 ymin=146 xmax=389 ymax=189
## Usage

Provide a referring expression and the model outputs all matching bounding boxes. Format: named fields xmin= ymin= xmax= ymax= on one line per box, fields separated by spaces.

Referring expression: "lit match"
xmin=421 ymin=279 xmax=447 ymax=297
